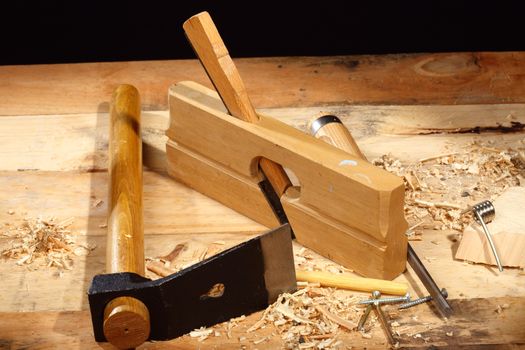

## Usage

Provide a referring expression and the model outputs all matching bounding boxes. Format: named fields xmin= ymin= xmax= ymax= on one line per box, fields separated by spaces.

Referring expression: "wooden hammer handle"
xmin=103 ymin=84 xmax=150 ymax=349
xmin=183 ymin=11 xmax=292 ymax=197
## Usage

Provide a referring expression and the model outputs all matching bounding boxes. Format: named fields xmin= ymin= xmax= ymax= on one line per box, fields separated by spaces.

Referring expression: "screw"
xmin=357 ymin=290 xmax=380 ymax=331
xmin=374 ymin=302 xmax=396 ymax=345
xmin=398 ymin=288 xmax=448 ymax=309
xmin=358 ymin=292 xmax=410 ymax=305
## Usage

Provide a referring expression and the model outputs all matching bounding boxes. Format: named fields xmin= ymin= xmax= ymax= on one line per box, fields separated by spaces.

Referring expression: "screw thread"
xmin=398 ymin=289 xmax=448 ymax=310
xmin=358 ymin=294 xmax=410 ymax=305
xmin=398 ymin=295 xmax=432 ymax=309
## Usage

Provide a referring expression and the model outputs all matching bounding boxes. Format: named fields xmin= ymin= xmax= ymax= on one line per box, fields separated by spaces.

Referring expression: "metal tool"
xmin=407 ymin=245 xmax=452 ymax=317
xmin=472 ymin=200 xmax=503 ymax=272
xmin=399 ymin=288 xmax=448 ymax=309
xmin=374 ymin=302 xmax=396 ymax=346
xmin=358 ymin=290 xmax=381 ymax=331
xmin=309 ymin=115 xmax=453 ymax=318
xmin=358 ymin=292 xmax=410 ymax=305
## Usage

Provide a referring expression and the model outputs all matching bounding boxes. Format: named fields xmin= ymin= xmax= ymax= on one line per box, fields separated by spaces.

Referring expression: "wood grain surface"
xmin=2 ymin=52 xmax=525 ymax=116
xmin=1 ymin=297 xmax=523 ymax=349
xmin=1 ymin=54 xmax=524 ymax=348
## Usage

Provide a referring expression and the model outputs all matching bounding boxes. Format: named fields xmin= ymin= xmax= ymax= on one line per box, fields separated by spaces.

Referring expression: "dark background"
xmin=1 ymin=1 xmax=523 ymax=65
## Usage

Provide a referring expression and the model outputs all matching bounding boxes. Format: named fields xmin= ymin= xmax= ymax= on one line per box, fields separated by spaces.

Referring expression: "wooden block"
xmin=166 ymin=141 xmax=279 ymax=228
xmin=456 ymin=186 xmax=525 ymax=268
xmin=282 ymin=187 xmax=406 ymax=278
xmin=166 ymin=81 xmax=408 ymax=279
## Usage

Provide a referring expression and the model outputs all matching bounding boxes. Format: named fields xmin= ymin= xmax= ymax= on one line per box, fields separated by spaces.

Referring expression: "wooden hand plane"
xmin=165 ymin=81 xmax=408 ymax=279
xmin=166 ymin=11 xmax=408 ymax=280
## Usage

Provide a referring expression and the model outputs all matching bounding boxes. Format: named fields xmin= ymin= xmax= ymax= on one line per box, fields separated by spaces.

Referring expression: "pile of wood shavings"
xmin=186 ymin=285 xmax=371 ymax=348
xmin=246 ymin=286 xmax=364 ymax=349
xmin=1 ymin=216 xmax=93 ymax=270
xmin=372 ymin=141 xmax=525 ymax=237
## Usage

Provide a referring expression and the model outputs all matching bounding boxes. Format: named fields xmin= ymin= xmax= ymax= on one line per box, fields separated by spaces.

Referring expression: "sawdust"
xmin=372 ymin=141 xmax=525 ymax=236
xmin=0 ymin=216 xmax=95 ymax=270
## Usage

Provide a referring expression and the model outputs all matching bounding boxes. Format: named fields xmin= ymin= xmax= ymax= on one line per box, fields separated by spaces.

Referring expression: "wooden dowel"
xmin=103 ymin=84 xmax=150 ymax=349
xmin=183 ymin=11 xmax=292 ymax=197
xmin=296 ymin=270 xmax=408 ymax=295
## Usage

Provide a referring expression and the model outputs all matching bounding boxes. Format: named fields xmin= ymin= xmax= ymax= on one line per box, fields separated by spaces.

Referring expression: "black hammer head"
xmin=88 ymin=224 xmax=296 ymax=342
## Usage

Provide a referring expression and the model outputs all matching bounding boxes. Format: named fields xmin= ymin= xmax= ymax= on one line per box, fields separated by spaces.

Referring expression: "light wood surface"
xmin=1 ymin=55 xmax=524 ymax=348
xmin=104 ymin=85 xmax=149 ymax=348
xmin=0 ymin=103 xmax=524 ymax=174
xmin=183 ymin=11 xmax=292 ymax=198
xmin=166 ymin=81 xmax=408 ymax=278
xmin=296 ymin=270 xmax=408 ymax=295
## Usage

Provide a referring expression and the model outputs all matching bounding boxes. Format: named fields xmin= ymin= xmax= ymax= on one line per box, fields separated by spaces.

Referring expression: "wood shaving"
xmin=159 ymin=242 xmax=187 ymax=264
xmin=495 ymin=303 xmax=510 ymax=314
xmin=91 ymin=199 xmax=103 ymax=208
xmin=146 ymin=260 xmax=175 ymax=277
xmin=189 ymin=326 xmax=213 ymax=342
xmin=253 ymin=336 xmax=269 ymax=344
xmin=1 ymin=216 xmax=92 ymax=270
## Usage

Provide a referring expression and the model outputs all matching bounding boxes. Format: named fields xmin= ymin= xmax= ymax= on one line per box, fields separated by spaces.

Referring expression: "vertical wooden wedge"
xmin=183 ymin=11 xmax=292 ymax=197
xmin=103 ymin=84 xmax=150 ymax=349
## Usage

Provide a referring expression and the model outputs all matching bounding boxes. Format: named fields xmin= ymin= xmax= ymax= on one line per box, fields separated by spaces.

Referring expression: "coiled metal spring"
xmin=473 ymin=200 xmax=495 ymax=224
xmin=472 ymin=200 xmax=503 ymax=272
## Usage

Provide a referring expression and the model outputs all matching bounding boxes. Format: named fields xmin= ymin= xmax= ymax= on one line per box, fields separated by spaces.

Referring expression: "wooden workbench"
xmin=1 ymin=52 xmax=524 ymax=349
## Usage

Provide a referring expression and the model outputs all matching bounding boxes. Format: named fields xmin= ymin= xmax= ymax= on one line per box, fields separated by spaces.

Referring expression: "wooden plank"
xmin=1 ymin=297 xmax=523 ymax=349
xmin=1 ymin=171 xmax=524 ymax=314
xmin=0 ymin=111 xmax=168 ymax=172
xmin=0 ymin=309 xmax=389 ymax=349
xmin=0 ymin=233 xmax=257 ymax=313
xmin=0 ymin=171 xmax=264 ymax=313
xmin=394 ymin=297 xmax=525 ymax=348
xmin=1 ymin=104 xmax=524 ymax=172
xmin=2 ymin=52 xmax=525 ymax=115
xmin=0 ymin=171 xmax=265 ymax=236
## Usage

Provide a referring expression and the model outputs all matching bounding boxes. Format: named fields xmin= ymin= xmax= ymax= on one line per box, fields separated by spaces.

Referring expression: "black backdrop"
xmin=1 ymin=1 xmax=523 ymax=65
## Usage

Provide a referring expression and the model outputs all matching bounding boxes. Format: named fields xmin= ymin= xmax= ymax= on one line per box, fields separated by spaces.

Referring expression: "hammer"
xmin=89 ymin=85 xmax=297 ymax=347
xmin=103 ymin=85 xmax=150 ymax=348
